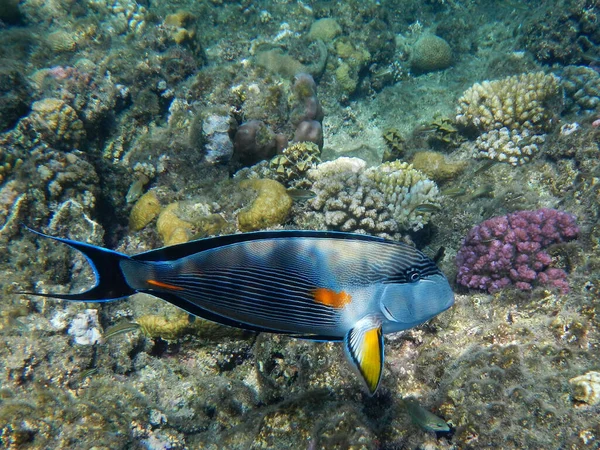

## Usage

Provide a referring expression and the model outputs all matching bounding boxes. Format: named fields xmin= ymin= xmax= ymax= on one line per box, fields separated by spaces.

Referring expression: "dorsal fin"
xmin=133 ymin=230 xmax=395 ymax=262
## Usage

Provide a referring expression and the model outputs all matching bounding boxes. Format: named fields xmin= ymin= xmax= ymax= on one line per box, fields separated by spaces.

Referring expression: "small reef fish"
xmin=24 ymin=228 xmax=454 ymax=394
xmin=401 ymin=397 xmax=450 ymax=432
xmin=411 ymin=203 xmax=442 ymax=214
xmin=286 ymin=188 xmax=316 ymax=202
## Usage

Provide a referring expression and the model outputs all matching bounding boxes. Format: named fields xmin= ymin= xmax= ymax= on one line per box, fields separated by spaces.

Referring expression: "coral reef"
xmin=0 ymin=64 xmax=30 ymax=132
xmin=309 ymin=158 xmax=441 ymax=237
xmin=456 ymin=72 xmax=560 ymax=133
xmin=560 ymin=65 xmax=600 ymax=115
xmin=409 ymin=33 xmax=452 ymax=73
xmin=472 ymin=127 xmax=546 ymax=166
xmin=237 ymin=179 xmax=292 ymax=232
xmin=381 ymin=128 xmax=405 ymax=163
xmin=456 ymin=209 xmax=579 ymax=293
xmin=521 ymin=1 xmax=600 ymax=66
xmin=29 ymin=98 xmax=86 ymax=149
xmin=456 ymin=72 xmax=561 ymax=164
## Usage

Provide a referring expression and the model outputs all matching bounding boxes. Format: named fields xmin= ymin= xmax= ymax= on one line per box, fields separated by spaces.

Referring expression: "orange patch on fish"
xmin=147 ymin=279 xmax=185 ymax=291
xmin=312 ymin=288 xmax=352 ymax=308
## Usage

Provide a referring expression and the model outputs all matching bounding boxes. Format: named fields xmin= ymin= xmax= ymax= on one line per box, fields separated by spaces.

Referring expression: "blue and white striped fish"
xmin=25 ymin=229 xmax=454 ymax=394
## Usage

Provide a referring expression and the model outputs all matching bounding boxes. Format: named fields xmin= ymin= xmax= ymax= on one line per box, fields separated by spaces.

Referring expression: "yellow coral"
xmin=129 ymin=191 xmax=161 ymax=231
xmin=456 ymin=72 xmax=560 ymax=133
xmin=136 ymin=311 xmax=247 ymax=340
xmin=411 ymin=151 xmax=466 ymax=183
xmin=335 ymin=62 xmax=358 ymax=94
xmin=30 ymin=98 xmax=85 ymax=146
xmin=156 ymin=202 xmax=194 ymax=246
xmin=163 ymin=10 xmax=196 ymax=44
xmin=237 ymin=179 xmax=292 ymax=232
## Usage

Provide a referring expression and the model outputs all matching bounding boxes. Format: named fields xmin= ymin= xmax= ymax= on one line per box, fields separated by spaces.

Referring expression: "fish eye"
xmin=406 ymin=268 xmax=421 ymax=282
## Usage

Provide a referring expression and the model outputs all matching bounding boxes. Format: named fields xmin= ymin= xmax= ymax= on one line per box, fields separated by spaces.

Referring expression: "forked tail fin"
xmin=22 ymin=227 xmax=136 ymax=302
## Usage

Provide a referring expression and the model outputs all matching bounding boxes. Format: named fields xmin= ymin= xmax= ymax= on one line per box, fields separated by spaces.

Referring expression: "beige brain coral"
xmin=456 ymin=72 xmax=560 ymax=133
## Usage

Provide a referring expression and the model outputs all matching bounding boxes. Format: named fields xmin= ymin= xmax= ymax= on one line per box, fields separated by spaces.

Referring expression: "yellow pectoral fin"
xmin=344 ymin=316 xmax=384 ymax=395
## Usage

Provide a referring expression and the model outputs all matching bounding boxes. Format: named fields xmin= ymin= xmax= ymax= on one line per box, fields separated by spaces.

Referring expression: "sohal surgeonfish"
xmin=24 ymin=229 xmax=454 ymax=394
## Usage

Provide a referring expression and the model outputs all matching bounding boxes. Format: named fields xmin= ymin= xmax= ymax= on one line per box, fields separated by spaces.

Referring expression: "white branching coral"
xmin=309 ymin=158 xmax=440 ymax=237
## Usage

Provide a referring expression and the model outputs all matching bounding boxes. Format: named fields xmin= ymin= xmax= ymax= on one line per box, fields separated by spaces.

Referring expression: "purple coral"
xmin=456 ymin=209 xmax=579 ymax=294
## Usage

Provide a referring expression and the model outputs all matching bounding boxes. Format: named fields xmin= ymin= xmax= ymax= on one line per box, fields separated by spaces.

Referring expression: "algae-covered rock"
xmin=136 ymin=312 xmax=247 ymax=341
xmin=410 ymin=34 xmax=452 ymax=73
xmin=129 ymin=191 xmax=161 ymax=231
xmin=237 ymin=179 xmax=292 ymax=231
xmin=308 ymin=18 xmax=342 ymax=42
xmin=411 ymin=151 xmax=466 ymax=183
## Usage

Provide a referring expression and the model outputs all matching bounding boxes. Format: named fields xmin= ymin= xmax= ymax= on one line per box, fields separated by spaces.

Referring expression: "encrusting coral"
xmin=129 ymin=191 xmax=161 ymax=231
xmin=309 ymin=158 xmax=441 ymax=237
xmin=157 ymin=202 xmax=194 ymax=246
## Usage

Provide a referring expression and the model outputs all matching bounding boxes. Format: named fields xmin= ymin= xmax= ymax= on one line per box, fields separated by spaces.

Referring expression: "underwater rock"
xmin=157 ymin=203 xmax=194 ymax=246
xmin=237 ymin=179 xmax=292 ymax=232
xmin=293 ymin=120 xmax=323 ymax=149
xmin=68 ymin=309 xmax=102 ymax=346
xmin=570 ymin=371 xmax=600 ymax=405
xmin=290 ymin=73 xmax=324 ymax=127
xmin=233 ymin=120 xmax=277 ymax=167
xmin=410 ymin=33 xmax=452 ymax=73
xmin=136 ymin=312 xmax=247 ymax=341
xmin=129 ymin=191 xmax=161 ymax=231
xmin=203 ymin=113 xmax=234 ymax=164
xmin=411 ymin=151 xmax=466 ymax=183
xmin=0 ymin=64 xmax=30 ymax=133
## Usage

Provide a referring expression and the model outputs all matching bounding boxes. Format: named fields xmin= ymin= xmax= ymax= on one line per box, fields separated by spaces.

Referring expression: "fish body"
xmin=402 ymin=397 xmax=450 ymax=432
xmin=25 ymin=229 xmax=454 ymax=394
xmin=402 ymin=397 xmax=450 ymax=433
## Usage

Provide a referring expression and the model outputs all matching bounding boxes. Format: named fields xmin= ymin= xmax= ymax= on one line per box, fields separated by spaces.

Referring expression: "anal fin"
xmin=344 ymin=315 xmax=384 ymax=395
